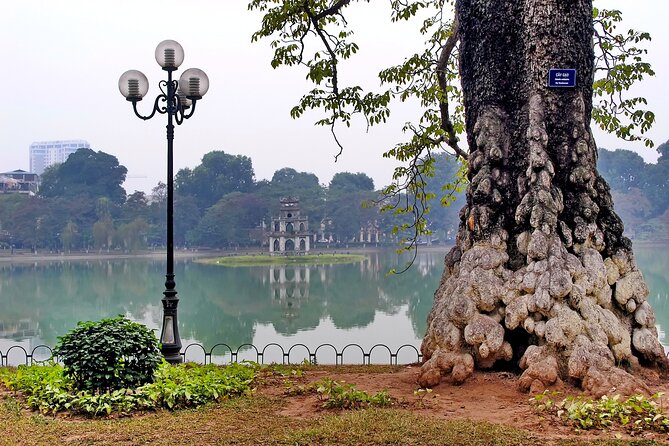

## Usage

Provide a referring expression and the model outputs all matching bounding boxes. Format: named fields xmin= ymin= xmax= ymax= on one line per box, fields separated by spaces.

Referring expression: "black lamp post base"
xmin=160 ymin=291 xmax=182 ymax=364
xmin=161 ymin=348 xmax=183 ymax=364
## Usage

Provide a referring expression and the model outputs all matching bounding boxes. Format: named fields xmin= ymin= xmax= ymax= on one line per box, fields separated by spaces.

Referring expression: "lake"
xmin=1 ymin=244 xmax=668 ymax=365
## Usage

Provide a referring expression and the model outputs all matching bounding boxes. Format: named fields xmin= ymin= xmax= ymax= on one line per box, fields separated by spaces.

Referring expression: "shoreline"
xmin=197 ymin=253 xmax=368 ymax=267
xmin=0 ymin=245 xmax=452 ymax=264
xmin=3 ymin=239 xmax=660 ymax=265
xmin=0 ymin=250 xmax=213 ymax=264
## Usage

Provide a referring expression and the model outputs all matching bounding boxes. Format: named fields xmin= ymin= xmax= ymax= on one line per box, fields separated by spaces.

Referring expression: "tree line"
xmin=0 ymin=148 xmax=462 ymax=252
xmin=1 ymin=140 xmax=665 ymax=252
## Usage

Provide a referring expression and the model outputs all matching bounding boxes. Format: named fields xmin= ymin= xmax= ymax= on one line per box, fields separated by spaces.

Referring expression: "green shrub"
xmin=1 ymin=362 xmax=258 ymax=416
xmin=53 ymin=316 xmax=161 ymax=393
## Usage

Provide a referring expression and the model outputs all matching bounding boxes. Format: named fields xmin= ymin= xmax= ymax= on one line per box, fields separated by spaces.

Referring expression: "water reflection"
xmin=0 ymin=252 xmax=443 ymax=351
xmin=0 ymin=319 xmax=39 ymax=339
xmin=269 ymin=266 xmax=310 ymax=320
xmin=2 ymin=246 xmax=668 ymax=360
xmin=634 ymin=244 xmax=669 ymax=346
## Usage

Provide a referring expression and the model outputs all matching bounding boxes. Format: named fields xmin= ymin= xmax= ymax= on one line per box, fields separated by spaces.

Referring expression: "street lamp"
xmin=119 ymin=40 xmax=209 ymax=363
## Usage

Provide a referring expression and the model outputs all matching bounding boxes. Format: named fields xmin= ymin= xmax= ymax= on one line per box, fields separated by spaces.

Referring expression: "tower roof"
xmin=280 ymin=196 xmax=300 ymax=204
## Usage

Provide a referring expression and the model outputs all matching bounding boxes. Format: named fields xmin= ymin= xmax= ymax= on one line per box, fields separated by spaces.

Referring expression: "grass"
xmin=288 ymin=410 xmax=535 ymax=446
xmin=1 ymin=395 xmax=661 ymax=446
xmin=196 ymin=253 xmax=366 ymax=267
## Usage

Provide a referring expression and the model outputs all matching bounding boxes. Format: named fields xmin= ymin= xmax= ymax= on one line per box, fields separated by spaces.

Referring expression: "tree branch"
xmin=331 ymin=120 xmax=345 ymax=161
xmin=315 ymin=0 xmax=352 ymax=21
xmin=303 ymin=2 xmax=340 ymax=96
xmin=435 ymin=15 xmax=467 ymax=160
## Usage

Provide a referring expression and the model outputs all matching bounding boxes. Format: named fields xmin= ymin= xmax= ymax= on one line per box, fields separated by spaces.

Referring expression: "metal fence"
xmin=5 ymin=343 xmax=669 ymax=368
xmin=0 ymin=343 xmax=423 ymax=367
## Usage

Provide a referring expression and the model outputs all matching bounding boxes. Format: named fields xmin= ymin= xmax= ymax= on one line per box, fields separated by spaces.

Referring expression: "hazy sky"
xmin=2 ymin=1 xmax=667 ymax=194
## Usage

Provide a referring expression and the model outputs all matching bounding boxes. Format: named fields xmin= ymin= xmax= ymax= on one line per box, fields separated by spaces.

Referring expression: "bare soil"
xmin=261 ymin=365 xmax=669 ymax=443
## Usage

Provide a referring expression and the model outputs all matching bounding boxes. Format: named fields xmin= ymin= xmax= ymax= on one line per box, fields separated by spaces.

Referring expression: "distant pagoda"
xmin=268 ymin=197 xmax=312 ymax=255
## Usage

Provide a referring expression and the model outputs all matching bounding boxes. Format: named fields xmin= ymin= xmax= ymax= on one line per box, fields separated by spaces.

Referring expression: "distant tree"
xmin=270 ymin=167 xmax=321 ymax=191
xmin=150 ymin=182 xmax=167 ymax=204
xmin=0 ymin=196 xmax=44 ymax=250
xmin=60 ymin=221 xmax=78 ymax=253
xmin=597 ymin=148 xmax=647 ymax=192
xmin=643 ymin=141 xmax=669 ymax=217
xmin=325 ymin=172 xmax=377 ymax=242
xmin=328 ymin=190 xmax=379 ymax=243
xmin=656 ymin=140 xmax=669 ymax=162
xmin=92 ymin=218 xmax=113 ymax=252
xmin=39 ymin=148 xmax=127 ymax=204
xmin=266 ymin=167 xmax=325 ymax=222
xmin=116 ymin=217 xmax=149 ymax=252
xmin=422 ymin=154 xmax=466 ymax=241
xmin=41 ymin=196 xmax=98 ymax=250
xmin=175 ymin=151 xmax=255 ymax=212
xmin=0 ymin=195 xmax=30 ymax=229
xmin=0 ymin=195 xmax=34 ymax=248
xmin=148 ymin=182 xmax=167 ymax=246
xmin=188 ymin=192 xmax=269 ymax=247
xmin=328 ymin=172 xmax=374 ymax=195
xmin=92 ymin=198 xmax=115 ymax=252
xmin=174 ymin=194 xmax=201 ymax=246
xmin=122 ymin=191 xmax=149 ymax=222
xmin=610 ymin=189 xmax=652 ymax=234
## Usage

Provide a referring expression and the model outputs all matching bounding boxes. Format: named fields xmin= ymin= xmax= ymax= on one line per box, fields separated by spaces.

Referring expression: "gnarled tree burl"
xmin=418 ymin=0 xmax=667 ymax=394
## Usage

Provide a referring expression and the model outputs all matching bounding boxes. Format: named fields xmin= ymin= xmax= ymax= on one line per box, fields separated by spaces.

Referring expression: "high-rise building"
xmin=29 ymin=140 xmax=90 ymax=175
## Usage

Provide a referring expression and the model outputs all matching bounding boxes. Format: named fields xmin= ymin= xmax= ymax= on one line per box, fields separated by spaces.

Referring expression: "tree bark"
xmin=419 ymin=0 xmax=668 ymax=394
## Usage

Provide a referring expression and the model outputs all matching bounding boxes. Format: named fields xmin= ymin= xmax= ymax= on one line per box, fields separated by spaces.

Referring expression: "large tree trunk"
xmin=418 ymin=0 xmax=668 ymax=394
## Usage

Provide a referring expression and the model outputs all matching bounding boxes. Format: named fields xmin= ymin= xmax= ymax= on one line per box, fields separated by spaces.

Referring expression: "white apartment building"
xmin=29 ymin=140 xmax=90 ymax=175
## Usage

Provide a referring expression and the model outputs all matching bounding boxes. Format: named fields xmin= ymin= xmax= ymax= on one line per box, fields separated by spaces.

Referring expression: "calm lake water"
xmin=1 ymin=245 xmax=668 ymax=365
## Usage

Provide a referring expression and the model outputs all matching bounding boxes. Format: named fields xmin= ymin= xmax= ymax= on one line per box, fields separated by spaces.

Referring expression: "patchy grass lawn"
xmin=1 ymin=396 xmax=661 ymax=446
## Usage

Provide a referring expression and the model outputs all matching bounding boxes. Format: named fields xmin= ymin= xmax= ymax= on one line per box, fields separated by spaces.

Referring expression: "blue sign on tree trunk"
xmin=548 ymin=69 xmax=577 ymax=88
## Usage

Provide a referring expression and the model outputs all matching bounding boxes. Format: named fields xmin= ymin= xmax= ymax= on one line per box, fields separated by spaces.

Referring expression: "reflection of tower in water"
xmin=358 ymin=253 xmax=381 ymax=276
xmin=269 ymin=267 xmax=311 ymax=319
xmin=416 ymin=253 xmax=439 ymax=277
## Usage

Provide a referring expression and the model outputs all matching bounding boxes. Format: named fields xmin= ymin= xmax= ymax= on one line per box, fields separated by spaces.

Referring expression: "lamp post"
xmin=118 ymin=40 xmax=209 ymax=364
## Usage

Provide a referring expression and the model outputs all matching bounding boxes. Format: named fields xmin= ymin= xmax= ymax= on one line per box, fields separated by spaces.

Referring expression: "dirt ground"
xmin=261 ymin=365 xmax=669 ymax=443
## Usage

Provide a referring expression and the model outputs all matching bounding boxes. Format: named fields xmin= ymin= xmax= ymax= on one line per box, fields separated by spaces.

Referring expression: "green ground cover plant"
xmin=0 ymin=362 xmax=257 ymax=416
xmin=315 ymin=378 xmax=392 ymax=409
xmin=283 ymin=377 xmax=392 ymax=409
xmin=532 ymin=391 xmax=669 ymax=433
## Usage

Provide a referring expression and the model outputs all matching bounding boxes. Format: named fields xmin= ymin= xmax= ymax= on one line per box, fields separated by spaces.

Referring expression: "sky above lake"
xmin=2 ymin=1 xmax=667 ymax=194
